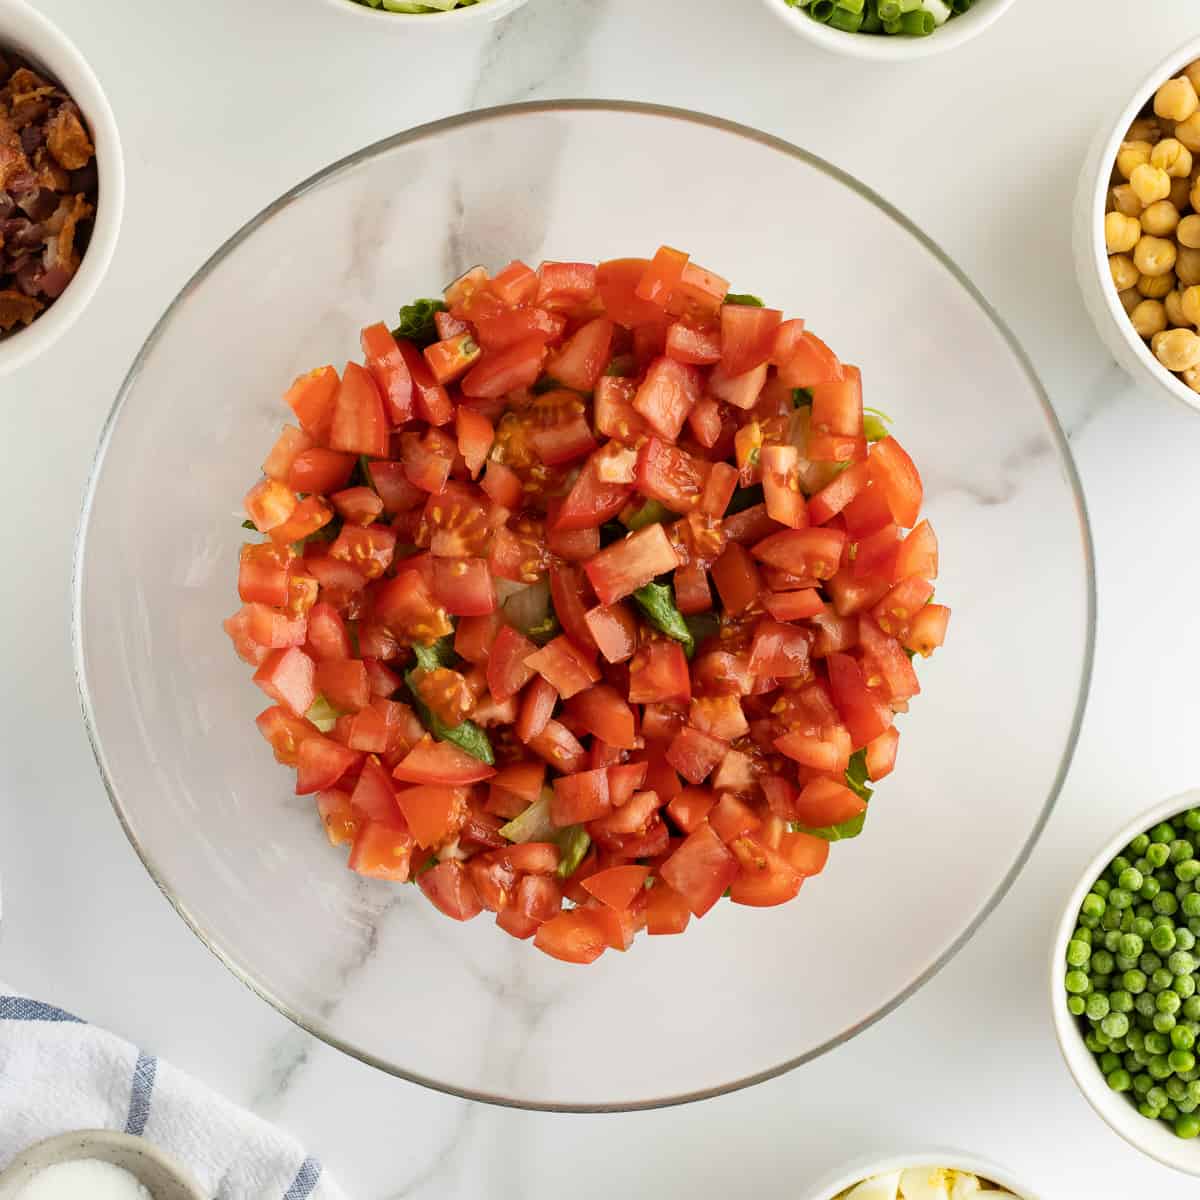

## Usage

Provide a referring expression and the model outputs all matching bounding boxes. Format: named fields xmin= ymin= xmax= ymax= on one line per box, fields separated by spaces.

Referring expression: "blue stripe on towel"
xmin=283 ymin=1156 xmax=322 ymax=1200
xmin=124 ymin=1052 xmax=157 ymax=1136
xmin=0 ymin=996 xmax=84 ymax=1023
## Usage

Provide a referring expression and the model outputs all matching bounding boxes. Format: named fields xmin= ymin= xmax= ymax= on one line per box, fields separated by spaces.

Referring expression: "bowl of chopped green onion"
xmin=1052 ymin=790 xmax=1200 ymax=1174
xmin=761 ymin=0 xmax=1015 ymax=59
xmin=322 ymin=0 xmax=530 ymax=26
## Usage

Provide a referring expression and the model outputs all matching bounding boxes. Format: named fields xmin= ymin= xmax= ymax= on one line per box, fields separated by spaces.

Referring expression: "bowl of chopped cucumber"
xmin=761 ymin=0 xmax=1016 ymax=59
xmin=322 ymin=0 xmax=530 ymax=26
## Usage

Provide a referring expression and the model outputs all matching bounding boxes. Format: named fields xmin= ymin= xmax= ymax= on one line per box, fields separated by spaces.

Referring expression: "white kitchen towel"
xmin=0 ymin=991 xmax=346 ymax=1200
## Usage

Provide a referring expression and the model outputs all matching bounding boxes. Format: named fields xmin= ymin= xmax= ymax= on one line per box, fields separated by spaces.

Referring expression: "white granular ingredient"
xmin=14 ymin=1158 xmax=154 ymax=1200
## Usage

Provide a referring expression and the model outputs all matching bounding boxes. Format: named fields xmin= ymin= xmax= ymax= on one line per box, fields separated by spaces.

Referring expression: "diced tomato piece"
xmin=673 ymin=561 xmax=712 ymax=615
xmin=775 ymin=329 xmax=843 ymax=388
xmin=529 ymin=400 xmax=596 ymax=467
xmin=348 ymin=822 xmax=413 ymax=881
xmin=775 ymin=725 xmax=851 ymax=774
xmin=372 ymin=568 xmax=452 ymax=644
xmin=762 ymin=589 xmax=823 ymax=622
xmin=665 ymin=725 xmax=728 ymax=784
xmin=445 ymin=265 xmax=490 ymax=312
xmin=582 ymin=865 xmax=650 ymax=911
xmin=635 ymin=437 xmax=706 ymax=513
xmin=902 ymin=602 xmax=950 ymax=657
xmin=284 ymin=366 xmax=340 ymax=440
xmin=551 ymin=767 xmax=612 ymax=825
xmin=595 ymin=257 xmax=667 ymax=327
xmin=665 ymin=788 xmax=715 ymax=835
xmin=295 ymin=734 xmax=360 ymax=794
xmin=314 ymin=658 xmax=369 ymax=713
xmin=489 ymin=259 xmax=539 ymax=306
xmin=328 ymin=361 xmax=389 ymax=458
xmin=361 ymin=322 xmax=414 ymax=424
xmin=584 ymin=523 xmax=681 ymax=605
xmin=666 ymin=261 xmax=729 ymax=322
xmin=331 ymin=486 xmax=384 ymax=526
xmin=263 ymin=424 xmax=313 ymax=483
xmin=454 ymin=407 xmax=494 ymax=479
xmin=752 ymin=526 xmax=845 ymax=580
xmin=527 ymin=719 xmax=586 ymax=774
xmin=394 ymin=784 xmax=467 ymax=849
xmin=244 ymin=478 xmax=296 ymax=533
xmin=810 ymin=607 xmax=858 ymax=658
xmin=841 ymin=480 xmax=894 ymax=538
xmin=708 ymin=792 xmax=761 ymax=843
xmin=762 ymin=444 xmax=808 ymax=529
xmin=564 ymin=684 xmax=636 ymax=749
xmin=533 ymin=908 xmax=607 ymax=964
xmin=286 ymin=448 xmax=355 ymax=496
xmin=594 ymin=376 xmax=650 ymax=445
xmin=852 ymin=523 xmax=900 ymax=582
xmin=859 ymin=614 xmax=920 ymax=701
xmin=350 ymin=756 xmax=400 ymax=823
xmin=345 ymin=701 xmax=388 ymax=752
xmin=393 ymin=735 xmax=496 ymax=786
xmin=644 ymin=879 xmax=691 ymax=934
xmin=434 ymin=310 xmax=469 ymax=340
xmin=329 ymin=525 xmax=396 ymax=581
xmin=429 ymin=557 xmax=496 ymax=617
xmin=807 ymin=460 xmax=870 ymax=526
xmin=866 ymin=726 xmax=899 ymax=781
xmin=516 ymin=675 xmax=558 ymax=743
xmin=825 ymin=568 xmax=891 ymax=618
xmin=544 ymin=317 xmax=614 ymax=391
xmin=304 ymin=601 xmax=351 ymax=661
xmin=394 ymin=338 xmax=453 ymax=426
xmin=794 ymin=776 xmax=867 ymax=828
xmin=419 ymin=860 xmax=483 ymax=921
xmin=723 ymin=503 xmax=779 ymax=546
xmin=628 ymin=640 xmax=691 ymax=706
xmin=606 ymin=761 xmax=649 ymax=807
xmin=486 ymin=625 xmax=538 ymax=701
xmin=697 ymin=462 xmax=737 ymax=519
xmin=525 ymin=635 xmax=600 ymax=699
xmin=636 ymin=246 xmax=689 ymax=306
xmin=423 ymin=331 xmax=482 ymax=386
xmin=238 ymin=542 xmax=294 ymax=608
xmin=399 ymin=429 xmax=454 ymax=495
xmin=711 ymin=747 xmax=757 ymax=794
xmin=711 ymin=541 xmax=763 ymax=617
xmin=253 ymin=646 xmax=316 ymax=717
xmin=811 ymin=364 xmax=864 ymax=439
xmin=316 ymin=788 xmax=362 ymax=847
xmin=868 ymin=436 xmax=923 ymax=528
xmin=454 ymin=611 xmax=502 ymax=666
xmin=225 ymin=606 xmax=271 ymax=665
xmin=665 ymin=321 xmax=722 ymax=365
xmin=584 ymin=602 xmax=638 ymax=663
xmin=633 ymin=357 xmax=702 ymax=442
xmin=688 ymin=696 xmax=747 ymax=743
xmin=490 ymin=762 xmax=546 ymax=808
xmin=871 ymin=576 xmax=935 ymax=637
xmin=728 ymin=835 xmax=803 ymax=907
xmin=496 ymin=906 xmax=539 ymax=940
xmin=660 ymin=822 xmax=738 ymax=918
xmin=256 ymin=705 xmax=319 ymax=766
xmin=720 ymin=305 xmax=782 ymax=376
xmin=827 ymin=653 xmax=893 ymax=748
xmin=749 ymin=618 xmax=812 ymax=679
xmin=777 ymin=829 xmax=830 ymax=877
xmin=708 ymin=360 xmax=767 ymax=411
xmin=554 ymin=449 xmax=634 ymax=531
xmin=895 ymin=519 xmax=938 ymax=581
xmin=480 ymin=460 xmax=523 ymax=511
xmin=536 ymin=261 xmax=597 ymax=312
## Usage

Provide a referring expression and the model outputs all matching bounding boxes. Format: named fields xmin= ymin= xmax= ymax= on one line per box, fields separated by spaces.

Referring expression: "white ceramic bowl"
xmin=1050 ymin=789 xmax=1200 ymax=1175
xmin=759 ymin=0 xmax=1016 ymax=61
xmin=0 ymin=1130 xmax=205 ymax=1200
xmin=803 ymin=1150 xmax=1044 ymax=1200
xmin=1073 ymin=35 xmax=1200 ymax=414
xmin=0 ymin=0 xmax=124 ymax=377
xmin=319 ymin=0 xmax=530 ymax=28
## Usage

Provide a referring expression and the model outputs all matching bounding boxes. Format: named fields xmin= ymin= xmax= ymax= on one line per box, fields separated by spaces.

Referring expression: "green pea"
xmin=1125 ymin=969 xmax=1149 ymax=994
xmin=1067 ymin=939 xmax=1091 ymax=967
xmin=1186 ymin=811 xmax=1200 ymax=833
xmin=1142 ymin=877 xmax=1163 ymax=900
xmin=1152 ymin=968 xmax=1175 ymax=993
xmin=1132 ymin=833 xmax=1152 ymax=855
xmin=1178 ymin=928 xmax=1197 ymax=951
xmin=1120 ymin=867 xmax=1145 ymax=892
xmin=1121 ymin=933 xmax=1145 ymax=959
xmin=1179 ymin=860 xmax=1200 ymax=884
xmin=1112 ymin=990 xmax=1135 ymax=1013
xmin=1187 ymin=1080 xmax=1200 ymax=1101
xmin=1173 ymin=1024 xmax=1196 ymax=1051
xmin=1092 ymin=950 xmax=1115 ymax=974
xmin=1115 ymin=955 xmax=1137 ymax=973
xmin=1151 ymin=925 xmax=1177 ymax=954
xmin=1149 ymin=843 xmax=1172 ymax=867
xmin=1135 ymin=1072 xmax=1155 ymax=1095
xmin=1086 ymin=993 xmax=1111 ymax=1021
xmin=1136 ymin=902 xmax=1155 ymax=919
xmin=1142 ymin=952 xmax=1164 ymax=974
xmin=1129 ymin=1028 xmax=1147 ymax=1050
xmin=1152 ymin=823 xmax=1177 ymax=845
xmin=1100 ymin=1050 xmax=1122 ymax=1074
xmin=1140 ymin=1102 xmax=1162 ymax=1120
xmin=1185 ymin=895 xmax=1200 ymax=919
xmin=1156 ymin=1012 xmax=1179 ymax=1034
xmin=1170 ymin=950 xmax=1197 ymax=976
xmin=1171 ymin=1049 xmax=1197 ymax=1073
xmin=1185 ymin=997 xmax=1200 ymax=1021
xmin=1103 ymin=1012 xmax=1131 ymax=1038
xmin=1085 ymin=1030 xmax=1106 ymax=1053
xmin=1113 ymin=855 xmax=1133 ymax=876
xmin=1067 ymin=994 xmax=1086 ymax=1017
xmin=1134 ymin=916 xmax=1156 ymax=940
xmin=1159 ymin=990 xmax=1183 ymax=1015
xmin=1079 ymin=913 xmax=1100 ymax=930
xmin=1138 ymin=992 xmax=1158 ymax=1017
xmin=1149 ymin=1085 xmax=1170 ymax=1108
xmin=1177 ymin=975 xmax=1198 ymax=999
xmin=1108 ymin=1067 xmax=1133 ymax=1092
xmin=1172 ymin=840 xmax=1196 ymax=863
xmin=1176 ymin=1114 xmax=1200 ymax=1139
xmin=1148 ymin=1031 xmax=1172 ymax=1054
xmin=1111 ymin=889 xmax=1134 ymax=911
xmin=1095 ymin=878 xmax=1114 ymax=897
xmin=1155 ymin=892 xmax=1180 ymax=916
xmin=1167 ymin=1077 xmax=1188 ymax=1101
xmin=1178 ymin=1097 xmax=1198 ymax=1114
xmin=1102 ymin=909 xmax=1124 ymax=931
xmin=1163 ymin=1101 xmax=1181 ymax=1121
xmin=1105 ymin=929 xmax=1123 ymax=950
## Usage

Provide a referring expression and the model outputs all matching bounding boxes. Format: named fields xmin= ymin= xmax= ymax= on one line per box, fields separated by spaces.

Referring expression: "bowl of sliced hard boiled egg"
xmin=808 ymin=1155 xmax=1042 ymax=1200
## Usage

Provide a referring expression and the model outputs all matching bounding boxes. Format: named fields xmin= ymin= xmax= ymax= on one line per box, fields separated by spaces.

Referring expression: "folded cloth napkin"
xmin=0 ymin=990 xmax=345 ymax=1200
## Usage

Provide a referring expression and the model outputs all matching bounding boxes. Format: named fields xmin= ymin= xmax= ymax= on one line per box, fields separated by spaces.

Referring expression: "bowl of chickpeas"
xmin=1074 ymin=38 xmax=1200 ymax=409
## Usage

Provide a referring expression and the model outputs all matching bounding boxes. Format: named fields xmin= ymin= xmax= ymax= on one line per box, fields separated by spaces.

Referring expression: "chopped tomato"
xmin=644 ymin=880 xmax=692 ymax=934
xmin=564 ymin=683 xmax=636 ymax=749
xmin=665 ymin=725 xmax=727 ymax=784
xmin=548 ymin=563 xmax=599 ymax=653
xmin=431 ymin=557 xmax=496 ymax=617
xmin=238 ymin=542 xmax=294 ymax=608
xmin=748 ymin=618 xmax=812 ymax=679
xmin=361 ymin=323 xmax=414 ymax=423
xmin=794 ymin=777 xmax=867 ymax=828
xmin=902 ymin=602 xmax=951 ymax=657
xmin=720 ymin=305 xmax=782 ymax=376
xmin=869 ymin=436 xmax=923 ymax=528
xmin=295 ymin=735 xmax=360 ymax=795
xmin=775 ymin=329 xmax=843 ymax=388
xmin=628 ymin=641 xmax=691 ymax=706
xmin=545 ymin=317 xmax=615 ymax=392
xmin=287 ymin=448 xmax=356 ymax=495
xmin=636 ymin=245 xmax=689 ymax=306
xmin=455 ymin=407 xmax=494 ymax=479
xmin=555 ymin=449 xmax=634 ymax=531
xmin=284 ymin=365 xmax=339 ymax=439
xmin=423 ymin=331 xmax=482 ymax=385
xmin=711 ymin=542 xmax=762 ymax=616
xmin=372 ymin=569 xmax=453 ymax=644
xmin=244 ymin=478 xmax=296 ymax=533
xmin=728 ymin=836 xmax=803 ymax=907
xmin=594 ymin=376 xmax=650 ymax=444
xmin=536 ymin=261 xmax=598 ymax=312
xmin=607 ymin=761 xmax=649 ymax=806
xmin=866 ymin=726 xmax=899 ymax=781
xmin=827 ymin=653 xmax=893 ymax=748
xmin=484 ymin=626 xmax=536 ymax=701
xmin=895 ymin=518 xmax=938 ymax=581
xmin=316 ymin=789 xmax=362 ymax=847
xmin=263 ymin=424 xmax=314 ymax=482
xmin=584 ymin=523 xmax=681 ymax=605
xmin=582 ymin=864 xmax=650 ymax=910
xmin=418 ymin=861 xmax=483 ymax=921
xmin=596 ymin=257 xmax=670 ymax=327
xmin=871 ymin=575 xmax=935 ymax=638
xmin=633 ymin=357 xmax=702 ymax=442
xmin=348 ymin=822 xmax=413 ymax=881
xmin=394 ymin=339 xmax=453 ymax=426
xmin=392 ymin=735 xmax=496 ymax=785
xmin=584 ymin=602 xmax=639 ymax=663
xmin=256 ymin=705 xmax=318 ymax=766
xmin=752 ymin=527 xmax=846 ymax=580
xmin=551 ymin=766 xmax=611 ymax=825
xmin=516 ymin=675 xmax=558 ymax=744
xmin=315 ymin=657 xmax=370 ymax=713
xmin=253 ymin=647 xmax=316 ymax=716
xmin=525 ymin=635 xmax=600 ymax=699
xmin=665 ymin=787 xmax=716 ymax=835
xmin=527 ymin=719 xmax=587 ymax=774
xmin=666 ymin=261 xmax=729 ymax=321
xmin=660 ymin=822 xmax=738 ymax=918
xmin=533 ymin=908 xmax=607 ymax=964
xmin=635 ymin=437 xmax=706 ymax=512
xmin=329 ymin=361 xmax=388 ymax=458
xmin=762 ymin=444 xmax=808 ymax=529
xmin=395 ymin=784 xmax=468 ymax=849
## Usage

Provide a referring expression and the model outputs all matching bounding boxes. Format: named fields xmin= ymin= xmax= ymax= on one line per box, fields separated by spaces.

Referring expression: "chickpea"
xmin=1183 ymin=365 xmax=1200 ymax=392
xmin=1131 ymin=298 xmax=1168 ymax=337
xmin=1152 ymin=138 xmax=1194 ymax=178
xmin=1180 ymin=214 xmax=1200 ymax=248
xmin=1105 ymin=211 xmax=1142 ymax=252
xmin=1177 ymin=245 xmax=1200 ymax=285
xmin=1141 ymin=200 xmax=1180 ymax=237
xmin=1182 ymin=285 xmax=1200 ymax=326
xmin=1175 ymin=112 xmax=1200 ymax=153
xmin=1191 ymin=176 xmax=1200 ymax=211
xmin=1170 ymin=175 xmax=1193 ymax=210
xmin=1139 ymin=271 xmax=1176 ymax=299
xmin=1135 ymin=235 xmax=1178 ymax=276
xmin=1131 ymin=162 xmax=1172 ymax=205
xmin=1120 ymin=287 xmax=1142 ymax=315
xmin=1155 ymin=76 xmax=1200 ymax=123
xmin=1153 ymin=326 xmax=1200 ymax=370
xmin=1166 ymin=289 xmax=1189 ymax=326
xmin=1127 ymin=116 xmax=1163 ymax=143
xmin=1185 ymin=60 xmax=1200 ymax=95
xmin=1159 ymin=117 xmax=1179 ymax=141
xmin=1110 ymin=253 xmax=1140 ymax=290
xmin=1117 ymin=140 xmax=1154 ymax=179
xmin=1112 ymin=184 xmax=1143 ymax=216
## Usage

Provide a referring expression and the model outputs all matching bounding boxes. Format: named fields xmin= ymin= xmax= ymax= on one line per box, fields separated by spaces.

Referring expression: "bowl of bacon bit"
xmin=0 ymin=0 xmax=123 ymax=375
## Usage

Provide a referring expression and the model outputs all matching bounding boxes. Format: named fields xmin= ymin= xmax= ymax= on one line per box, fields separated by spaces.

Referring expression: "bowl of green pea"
xmin=1052 ymin=790 xmax=1200 ymax=1173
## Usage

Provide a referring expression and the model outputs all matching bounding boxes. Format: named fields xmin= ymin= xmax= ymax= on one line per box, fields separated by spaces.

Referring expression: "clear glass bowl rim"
xmin=71 ymin=99 xmax=1098 ymax=1113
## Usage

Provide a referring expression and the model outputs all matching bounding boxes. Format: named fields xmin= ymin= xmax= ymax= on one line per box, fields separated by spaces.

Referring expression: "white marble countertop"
xmin=5 ymin=0 xmax=1200 ymax=1194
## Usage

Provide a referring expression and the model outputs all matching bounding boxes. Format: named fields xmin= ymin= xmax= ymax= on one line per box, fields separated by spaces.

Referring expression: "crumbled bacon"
xmin=0 ymin=53 xmax=97 ymax=338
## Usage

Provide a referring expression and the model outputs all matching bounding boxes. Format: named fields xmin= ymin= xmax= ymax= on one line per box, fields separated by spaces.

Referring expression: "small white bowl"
xmin=0 ymin=0 xmax=124 ymax=377
xmin=759 ymin=0 xmax=1016 ymax=62
xmin=1050 ymin=789 xmax=1200 ymax=1175
xmin=803 ymin=1150 xmax=1045 ymax=1199
xmin=1072 ymin=35 xmax=1200 ymax=414
xmin=319 ymin=0 xmax=530 ymax=28
xmin=0 ymin=1130 xmax=205 ymax=1200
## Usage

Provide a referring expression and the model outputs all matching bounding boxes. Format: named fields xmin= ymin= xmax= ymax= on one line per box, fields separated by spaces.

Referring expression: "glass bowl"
xmin=74 ymin=102 xmax=1094 ymax=1111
